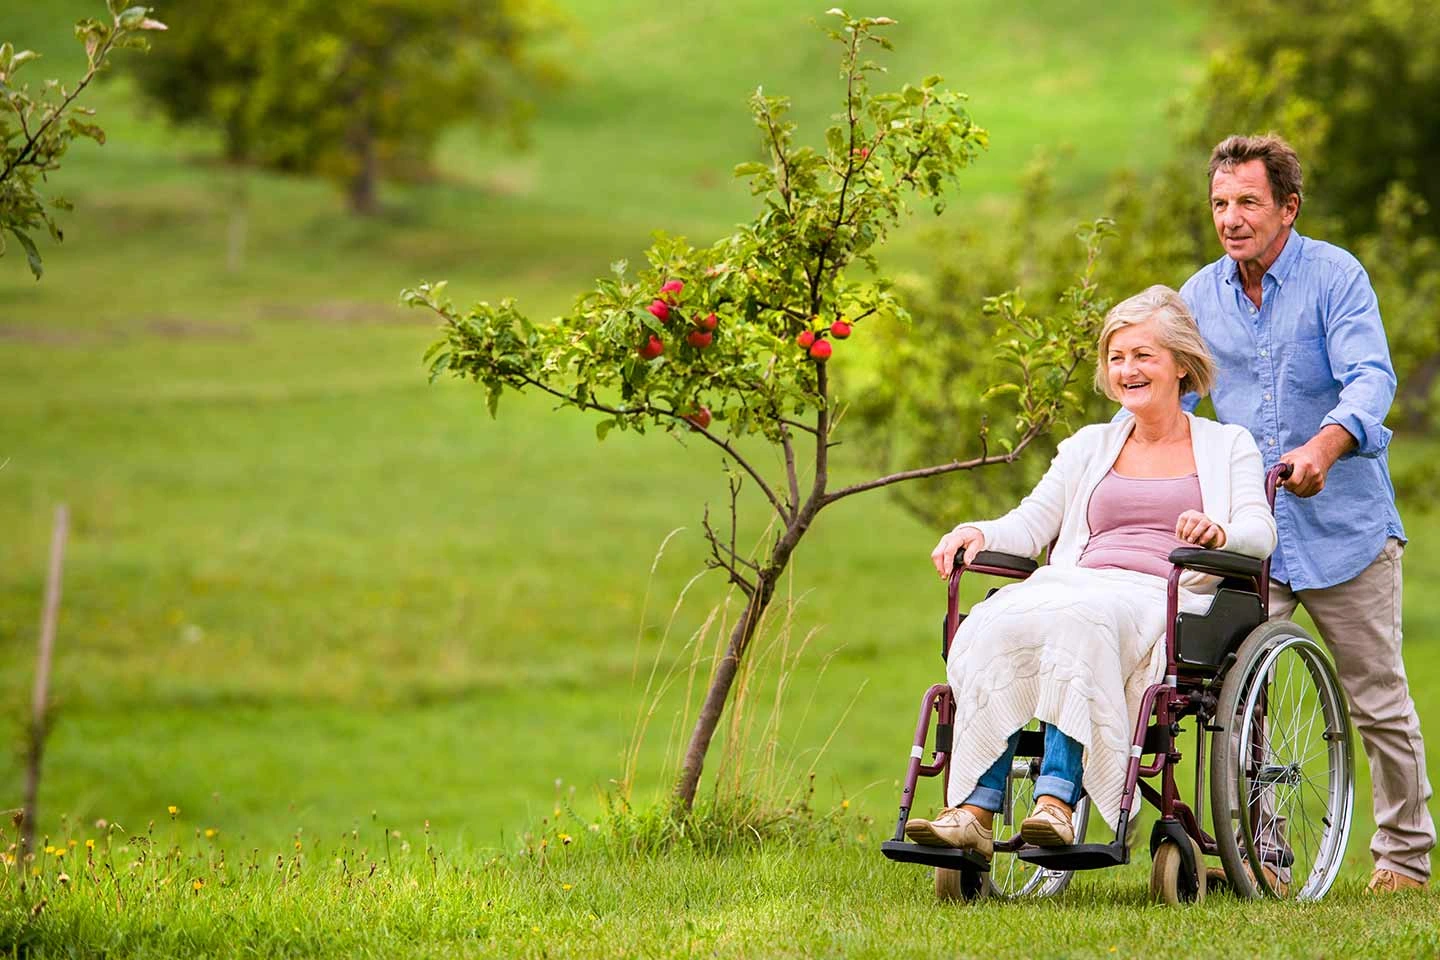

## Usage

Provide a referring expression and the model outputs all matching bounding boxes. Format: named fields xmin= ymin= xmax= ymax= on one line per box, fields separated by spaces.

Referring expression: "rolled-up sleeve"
xmin=1320 ymin=265 xmax=1396 ymax=458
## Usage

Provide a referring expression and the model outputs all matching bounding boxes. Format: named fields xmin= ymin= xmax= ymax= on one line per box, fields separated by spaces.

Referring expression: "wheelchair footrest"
xmin=880 ymin=840 xmax=991 ymax=872
xmin=1015 ymin=841 xmax=1129 ymax=871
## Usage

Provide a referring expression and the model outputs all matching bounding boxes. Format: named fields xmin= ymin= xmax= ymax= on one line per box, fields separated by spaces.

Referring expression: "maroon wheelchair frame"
xmin=880 ymin=463 xmax=1293 ymax=887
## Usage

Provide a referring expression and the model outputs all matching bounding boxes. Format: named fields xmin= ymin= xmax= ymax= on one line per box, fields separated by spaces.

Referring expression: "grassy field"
xmin=1 ymin=0 xmax=1436 ymax=955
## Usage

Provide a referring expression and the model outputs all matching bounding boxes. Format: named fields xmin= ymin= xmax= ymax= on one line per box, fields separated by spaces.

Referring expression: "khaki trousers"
xmin=1270 ymin=538 xmax=1436 ymax=882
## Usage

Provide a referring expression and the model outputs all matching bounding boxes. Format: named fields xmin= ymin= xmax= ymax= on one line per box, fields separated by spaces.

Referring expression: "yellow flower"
xmin=85 ymin=839 xmax=95 ymax=850
xmin=294 ymin=840 xmax=302 ymax=851
xmin=53 ymin=849 xmax=65 ymax=859
xmin=43 ymin=846 xmax=55 ymax=855
xmin=531 ymin=925 xmax=540 ymax=933
xmin=841 ymin=799 xmax=850 ymax=810
xmin=558 ymin=833 xmax=572 ymax=845
xmin=562 ymin=883 xmax=573 ymax=891
xmin=192 ymin=879 xmax=205 ymax=891
xmin=539 ymin=838 xmax=548 ymax=849
xmin=204 ymin=828 xmax=217 ymax=839
xmin=67 ymin=839 xmax=77 ymax=847
xmin=167 ymin=805 xmax=179 ymax=816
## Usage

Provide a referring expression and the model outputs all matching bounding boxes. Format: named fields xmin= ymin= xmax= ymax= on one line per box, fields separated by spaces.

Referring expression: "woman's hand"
xmin=932 ymin=526 xmax=986 ymax=579
xmin=1175 ymin=510 xmax=1227 ymax=549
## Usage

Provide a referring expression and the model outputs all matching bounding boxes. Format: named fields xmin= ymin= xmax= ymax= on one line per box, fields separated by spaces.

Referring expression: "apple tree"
xmin=1 ymin=2 xmax=166 ymax=279
xmin=405 ymin=10 xmax=1110 ymax=811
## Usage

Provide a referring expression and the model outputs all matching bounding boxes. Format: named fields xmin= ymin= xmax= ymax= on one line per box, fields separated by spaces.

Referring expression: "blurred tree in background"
xmin=130 ymin=0 xmax=564 ymax=214
xmin=858 ymin=0 xmax=1440 ymax=530
xmin=0 ymin=3 xmax=164 ymax=278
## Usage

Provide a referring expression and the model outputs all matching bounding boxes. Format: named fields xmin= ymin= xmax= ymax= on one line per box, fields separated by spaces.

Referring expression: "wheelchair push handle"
xmin=1266 ymin=461 xmax=1293 ymax=511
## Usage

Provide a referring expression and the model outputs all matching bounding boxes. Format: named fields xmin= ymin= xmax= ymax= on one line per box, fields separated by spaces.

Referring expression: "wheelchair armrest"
xmin=1167 ymin=547 xmax=1263 ymax=580
xmin=957 ymin=550 xmax=1039 ymax=577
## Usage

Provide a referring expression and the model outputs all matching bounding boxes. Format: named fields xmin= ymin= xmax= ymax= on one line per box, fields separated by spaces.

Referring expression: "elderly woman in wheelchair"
xmin=887 ymin=285 xmax=1356 ymax=902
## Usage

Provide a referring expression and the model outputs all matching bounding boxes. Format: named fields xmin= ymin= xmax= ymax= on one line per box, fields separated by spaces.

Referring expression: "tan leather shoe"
xmin=1366 ymin=868 xmax=1427 ymax=894
xmin=1205 ymin=863 xmax=1289 ymax=897
xmin=904 ymin=807 xmax=994 ymax=858
xmin=1019 ymin=799 xmax=1075 ymax=847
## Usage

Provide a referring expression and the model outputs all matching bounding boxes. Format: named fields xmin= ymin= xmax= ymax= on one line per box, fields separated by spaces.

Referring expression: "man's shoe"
xmin=1019 ymin=800 xmax=1075 ymax=847
xmin=1205 ymin=863 xmax=1289 ymax=897
xmin=904 ymin=807 xmax=994 ymax=858
xmin=1366 ymin=868 xmax=1427 ymax=894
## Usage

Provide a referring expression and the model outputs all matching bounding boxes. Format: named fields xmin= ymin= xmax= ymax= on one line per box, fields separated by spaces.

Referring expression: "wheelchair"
xmin=881 ymin=464 xmax=1356 ymax=903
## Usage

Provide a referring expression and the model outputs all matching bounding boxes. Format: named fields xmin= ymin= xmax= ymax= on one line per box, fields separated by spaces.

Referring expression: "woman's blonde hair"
xmin=1094 ymin=285 xmax=1216 ymax=400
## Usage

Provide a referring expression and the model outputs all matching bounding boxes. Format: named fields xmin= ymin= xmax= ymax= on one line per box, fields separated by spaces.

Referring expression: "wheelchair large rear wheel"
xmin=983 ymin=726 xmax=1089 ymax=899
xmin=1209 ymin=621 xmax=1354 ymax=900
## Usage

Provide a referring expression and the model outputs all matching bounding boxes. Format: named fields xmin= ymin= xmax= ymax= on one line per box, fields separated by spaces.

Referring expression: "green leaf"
xmin=487 ymin=383 xmax=502 ymax=418
xmin=10 ymin=229 xmax=42 ymax=280
xmin=595 ymin=419 xmax=614 ymax=441
xmin=733 ymin=161 xmax=769 ymax=178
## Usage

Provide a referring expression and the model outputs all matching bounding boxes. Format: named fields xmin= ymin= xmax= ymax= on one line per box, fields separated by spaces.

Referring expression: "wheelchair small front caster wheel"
xmin=935 ymin=865 xmax=986 ymax=902
xmin=1150 ymin=837 xmax=1206 ymax=904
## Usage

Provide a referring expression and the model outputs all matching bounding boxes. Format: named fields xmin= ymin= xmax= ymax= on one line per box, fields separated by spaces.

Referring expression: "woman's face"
xmin=1106 ymin=318 xmax=1186 ymax=417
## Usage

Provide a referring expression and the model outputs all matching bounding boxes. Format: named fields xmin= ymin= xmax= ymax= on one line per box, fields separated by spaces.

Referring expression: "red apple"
xmin=830 ymin=320 xmax=852 ymax=340
xmin=687 ymin=330 xmax=713 ymax=349
xmin=697 ymin=312 xmax=718 ymax=332
xmin=638 ymin=334 xmax=664 ymax=359
xmin=809 ymin=339 xmax=833 ymax=361
xmin=647 ymin=299 xmax=671 ymax=323
xmin=684 ymin=406 xmax=712 ymax=430
xmin=796 ymin=330 xmax=816 ymax=349
xmin=659 ymin=279 xmax=685 ymax=302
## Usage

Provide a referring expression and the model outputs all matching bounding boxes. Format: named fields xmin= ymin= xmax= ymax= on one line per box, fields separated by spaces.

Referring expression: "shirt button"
xmin=1250 ymin=307 xmax=1257 ymax=315
xmin=1259 ymin=348 xmax=1268 ymax=357
xmin=1267 ymin=437 xmax=1276 ymax=446
xmin=1264 ymin=393 xmax=1272 ymax=401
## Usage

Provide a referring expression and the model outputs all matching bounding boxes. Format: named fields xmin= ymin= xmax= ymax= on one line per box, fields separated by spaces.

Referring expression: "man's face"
xmin=1209 ymin=159 xmax=1299 ymax=268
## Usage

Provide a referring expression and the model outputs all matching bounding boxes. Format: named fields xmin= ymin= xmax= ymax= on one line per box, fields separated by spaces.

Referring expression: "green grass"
xmin=2 ymin=830 xmax=1437 ymax=959
xmin=2 ymin=1 xmax=1437 ymax=955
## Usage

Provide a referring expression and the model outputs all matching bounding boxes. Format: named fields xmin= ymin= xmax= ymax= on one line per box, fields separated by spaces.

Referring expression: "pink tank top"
xmin=1078 ymin=469 xmax=1203 ymax=579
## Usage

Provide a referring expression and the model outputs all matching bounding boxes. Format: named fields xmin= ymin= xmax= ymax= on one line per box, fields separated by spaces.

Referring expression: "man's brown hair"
xmin=1208 ymin=134 xmax=1304 ymax=212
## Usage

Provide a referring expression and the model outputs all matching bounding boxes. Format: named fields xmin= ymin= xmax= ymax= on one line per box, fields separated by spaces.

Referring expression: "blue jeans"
xmin=962 ymin=724 xmax=1084 ymax=812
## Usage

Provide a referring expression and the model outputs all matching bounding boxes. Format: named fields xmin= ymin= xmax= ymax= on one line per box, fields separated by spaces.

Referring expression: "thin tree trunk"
xmin=346 ymin=114 xmax=379 ymax=216
xmin=22 ymin=505 xmax=68 ymax=856
xmin=674 ymin=503 xmax=818 ymax=811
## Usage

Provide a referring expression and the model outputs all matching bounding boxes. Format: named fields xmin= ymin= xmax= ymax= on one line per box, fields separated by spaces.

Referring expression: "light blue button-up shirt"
xmin=1178 ymin=230 xmax=1405 ymax=590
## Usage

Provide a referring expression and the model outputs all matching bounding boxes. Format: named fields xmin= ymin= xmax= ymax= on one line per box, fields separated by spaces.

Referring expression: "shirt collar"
xmin=1223 ymin=229 xmax=1303 ymax=288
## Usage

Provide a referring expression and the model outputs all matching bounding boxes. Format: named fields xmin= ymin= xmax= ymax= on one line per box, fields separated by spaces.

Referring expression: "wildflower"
xmin=53 ymin=849 xmax=65 ymax=860
xmin=558 ymin=833 xmax=572 ymax=845
xmin=67 ymin=839 xmax=77 ymax=847
xmin=562 ymin=883 xmax=573 ymax=891
xmin=192 ymin=879 xmax=204 ymax=892
xmin=294 ymin=840 xmax=302 ymax=851
xmin=94 ymin=819 xmax=107 ymax=830
xmin=539 ymin=838 xmax=548 ymax=849
xmin=56 ymin=873 xmax=70 ymax=885
xmin=841 ymin=799 xmax=850 ymax=810
xmin=531 ymin=926 xmax=540 ymax=933
xmin=553 ymin=808 xmax=561 ymax=819
xmin=43 ymin=846 xmax=55 ymax=855
xmin=167 ymin=806 xmax=178 ymax=817
xmin=85 ymin=839 xmax=95 ymax=850
xmin=204 ymin=828 xmax=216 ymax=839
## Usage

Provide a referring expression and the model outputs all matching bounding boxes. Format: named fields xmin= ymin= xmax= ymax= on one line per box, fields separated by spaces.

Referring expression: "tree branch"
xmin=0 ymin=31 xmax=116 ymax=186
xmin=779 ymin=424 xmax=800 ymax=512
xmin=820 ymin=421 xmax=1047 ymax=506
xmin=504 ymin=371 xmax=793 ymax=523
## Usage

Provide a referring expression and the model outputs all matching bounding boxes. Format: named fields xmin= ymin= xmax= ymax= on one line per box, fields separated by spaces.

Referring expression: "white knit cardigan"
xmin=962 ymin=414 xmax=1277 ymax=585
